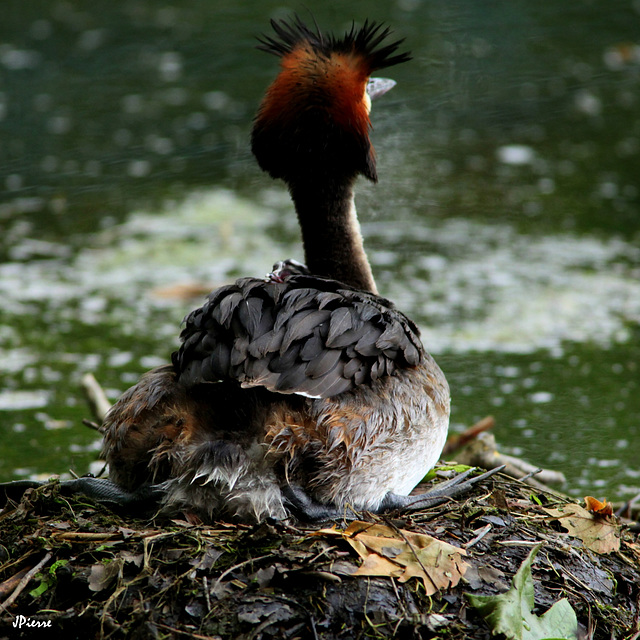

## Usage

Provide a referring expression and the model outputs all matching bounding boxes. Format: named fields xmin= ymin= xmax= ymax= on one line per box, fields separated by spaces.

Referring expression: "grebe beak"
xmin=366 ymin=77 xmax=397 ymax=101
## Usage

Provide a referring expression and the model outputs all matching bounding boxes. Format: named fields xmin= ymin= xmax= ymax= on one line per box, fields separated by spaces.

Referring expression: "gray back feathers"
xmin=173 ymin=275 xmax=423 ymax=399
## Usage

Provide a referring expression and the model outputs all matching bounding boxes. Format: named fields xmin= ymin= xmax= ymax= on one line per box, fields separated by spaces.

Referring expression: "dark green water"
xmin=1 ymin=1 xmax=639 ymax=501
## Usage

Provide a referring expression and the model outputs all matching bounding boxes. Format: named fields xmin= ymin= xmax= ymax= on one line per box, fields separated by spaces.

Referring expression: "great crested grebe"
xmin=1 ymin=17 xmax=498 ymax=521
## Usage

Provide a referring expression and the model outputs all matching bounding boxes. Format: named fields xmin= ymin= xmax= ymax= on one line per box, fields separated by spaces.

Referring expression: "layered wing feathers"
xmin=172 ymin=275 xmax=423 ymax=399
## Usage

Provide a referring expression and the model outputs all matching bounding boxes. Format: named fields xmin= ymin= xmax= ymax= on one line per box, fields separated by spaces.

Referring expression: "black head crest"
xmin=257 ymin=15 xmax=411 ymax=72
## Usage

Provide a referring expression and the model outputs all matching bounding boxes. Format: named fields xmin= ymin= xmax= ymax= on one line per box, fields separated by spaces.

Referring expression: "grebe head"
xmin=251 ymin=16 xmax=410 ymax=187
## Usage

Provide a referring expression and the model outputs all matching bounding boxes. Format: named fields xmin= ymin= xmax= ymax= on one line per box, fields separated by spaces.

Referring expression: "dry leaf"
xmin=316 ymin=520 xmax=468 ymax=595
xmin=465 ymin=563 xmax=509 ymax=590
xmin=543 ymin=504 xmax=620 ymax=554
xmin=583 ymin=496 xmax=613 ymax=516
xmin=354 ymin=551 xmax=403 ymax=578
xmin=88 ymin=558 xmax=123 ymax=592
xmin=119 ymin=550 xmax=144 ymax=567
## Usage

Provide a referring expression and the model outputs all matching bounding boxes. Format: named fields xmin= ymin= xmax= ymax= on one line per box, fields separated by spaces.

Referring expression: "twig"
xmin=52 ymin=531 xmax=121 ymax=542
xmin=81 ymin=373 xmax=112 ymax=424
xmin=463 ymin=523 xmax=492 ymax=549
xmin=518 ymin=468 xmax=543 ymax=483
xmin=442 ymin=416 xmax=495 ymax=456
xmin=202 ymin=576 xmax=211 ymax=613
xmin=210 ymin=554 xmax=272 ymax=595
xmin=310 ymin=614 xmax=319 ymax=640
xmin=0 ymin=567 xmax=30 ymax=599
xmin=615 ymin=490 xmax=640 ymax=519
xmin=143 ymin=531 xmax=186 ymax=572
xmin=0 ymin=552 xmax=52 ymax=614
xmin=453 ymin=432 xmax=565 ymax=488
xmin=82 ymin=418 xmax=102 ymax=431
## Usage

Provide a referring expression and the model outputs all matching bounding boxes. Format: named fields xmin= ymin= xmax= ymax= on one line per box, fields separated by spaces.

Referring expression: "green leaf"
xmin=423 ymin=463 xmax=472 ymax=482
xmin=530 ymin=494 xmax=544 ymax=506
xmin=427 ymin=463 xmax=473 ymax=482
xmin=466 ymin=543 xmax=578 ymax=640
xmin=49 ymin=559 xmax=68 ymax=575
xmin=438 ymin=463 xmax=473 ymax=473
xmin=29 ymin=577 xmax=50 ymax=599
xmin=422 ymin=469 xmax=437 ymax=482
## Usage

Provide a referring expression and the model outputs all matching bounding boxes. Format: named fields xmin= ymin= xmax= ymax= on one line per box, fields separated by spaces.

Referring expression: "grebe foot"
xmin=379 ymin=465 xmax=505 ymax=513
xmin=282 ymin=484 xmax=359 ymax=522
xmin=0 ymin=477 xmax=164 ymax=514
xmin=62 ymin=477 xmax=165 ymax=512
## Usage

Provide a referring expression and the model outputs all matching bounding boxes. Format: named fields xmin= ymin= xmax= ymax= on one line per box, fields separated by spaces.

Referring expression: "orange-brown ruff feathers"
xmin=252 ymin=17 xmax=409 ymax=185
xmin=100 ymin=18 xmax=451 ymax=522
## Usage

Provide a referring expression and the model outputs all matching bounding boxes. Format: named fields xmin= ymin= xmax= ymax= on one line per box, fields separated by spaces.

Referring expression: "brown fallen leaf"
xmin=88 ymin=558 xmax=123 ymax=592
xmin=119 ymin=550 xmax=144 ymax=567
xmin=543 ymin=503 xmax=620 ymax=554
xmin=316 ymin=520 xmax=469 ymax=595
xmin=584 ymin=496 xmax=614 ymax=516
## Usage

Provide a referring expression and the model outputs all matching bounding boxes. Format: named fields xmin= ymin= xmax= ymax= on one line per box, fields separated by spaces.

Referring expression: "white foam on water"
xmin=1 ymin=189 xmax=638 ymax=361
xmin=374 ymin=217 xmax=640 ymax=354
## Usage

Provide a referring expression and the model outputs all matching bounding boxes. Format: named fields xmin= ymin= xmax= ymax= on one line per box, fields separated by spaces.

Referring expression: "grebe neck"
xmin=290 ymin=180 xmax=377 ymax=294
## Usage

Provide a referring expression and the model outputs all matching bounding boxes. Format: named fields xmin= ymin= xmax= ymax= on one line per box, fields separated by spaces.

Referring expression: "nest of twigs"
xmin=1 ymin=470 xmax=639 ymax=639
